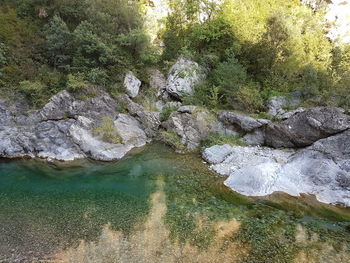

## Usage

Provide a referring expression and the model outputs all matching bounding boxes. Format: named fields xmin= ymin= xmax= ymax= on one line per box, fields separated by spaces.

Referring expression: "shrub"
xmin=67 ymin=73 xmax=87 ymax=92
xmin=93 ymin=117 xmax=121 ymax=144
xmin=17 ymin=81 xmax=48 ymax=108
xmin=160 ymin=105 xmax=178 ymax=121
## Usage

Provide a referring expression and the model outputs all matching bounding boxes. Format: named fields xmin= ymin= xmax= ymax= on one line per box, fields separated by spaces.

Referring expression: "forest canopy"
xmin=0 ymin=0 xmax=349 ymax=111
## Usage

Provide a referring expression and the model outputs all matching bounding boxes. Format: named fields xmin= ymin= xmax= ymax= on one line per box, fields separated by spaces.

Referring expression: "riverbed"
xmin=0 ymin=144 xmax=349 ymax=263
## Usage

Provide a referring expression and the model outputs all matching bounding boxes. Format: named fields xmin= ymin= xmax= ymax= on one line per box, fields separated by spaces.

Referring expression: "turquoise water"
xmin=0 ymin=144 xmax=349 ymax=262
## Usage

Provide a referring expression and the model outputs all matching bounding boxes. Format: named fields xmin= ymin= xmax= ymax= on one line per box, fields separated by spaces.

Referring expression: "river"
xmin=0 ymin=144 xmax=349 ymax=262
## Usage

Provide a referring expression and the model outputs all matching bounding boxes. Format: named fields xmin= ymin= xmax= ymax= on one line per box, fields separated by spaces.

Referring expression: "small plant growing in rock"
xmin=159 ymin=131 xmax=186 ymax=152
xmin=201 ymin=134 xmax=246 ymax=149
xmin=161 ymin=105 xmax=177 ymax=121
xmin=93 ymin=117 xmax=121 ymax=144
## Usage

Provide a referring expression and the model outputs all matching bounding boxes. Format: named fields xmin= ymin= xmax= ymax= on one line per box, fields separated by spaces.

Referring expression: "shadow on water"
xmin=0 ymin=143 xmax=349 ymax=262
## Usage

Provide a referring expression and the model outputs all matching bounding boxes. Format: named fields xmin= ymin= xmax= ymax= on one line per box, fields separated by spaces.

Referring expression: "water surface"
xmin=0 ymin=144 xmax=349 ymax=262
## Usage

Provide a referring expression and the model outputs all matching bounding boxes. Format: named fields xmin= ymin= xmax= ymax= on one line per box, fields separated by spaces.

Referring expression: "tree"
xmin=43 ymin=15 xmax=72 ymax=69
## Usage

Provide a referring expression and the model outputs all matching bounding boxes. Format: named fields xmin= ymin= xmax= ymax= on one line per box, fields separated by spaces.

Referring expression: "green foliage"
xmin=66 ymin=73 xmax=87 ymax=92
xmin=86 ymin=68 xmax=109 ymax=86
xmin=0 ymin=42 xmax=6 ymax=67
xmin=93 ymin=117 xmax=121 ymax=144
xmin=161 ymin=0 xmax=350 ymax=112
xmin=159 ymin=131 xmax=187 ymax=152
xmin=17 ymin=81 xmax=48 ymax=107
xmin=201 ymin=134 xmax=246 ymax=149
xmin=43 ymin=15 xmax=72 ymax=69
xmin=160 ymin=105 xmax=178 ymax=121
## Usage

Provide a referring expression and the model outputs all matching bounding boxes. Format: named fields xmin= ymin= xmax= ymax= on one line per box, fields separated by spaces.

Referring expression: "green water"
xmin=0 ymin=144 xmax=349 ymax=263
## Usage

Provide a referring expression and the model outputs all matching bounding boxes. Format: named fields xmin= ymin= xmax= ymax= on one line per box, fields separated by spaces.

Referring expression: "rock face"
xmin=217 ymin=111 xmax=269 ymax=133
xmin=264 ymin=107 xmax=350 ymax=148
xmin=0 ymin=90 xmax=149 ymax=161
xmin=267 ymin=93 xmax=301 ymax=117
xmin=165 ymin=57 xmax=205 ymax=98
xmin=149 ymin=69 xmax=167 ymax=97
xmin=124 ymin=72 xmax=141 ymax=98
xmin=162 ymin=109 xmax=219 ymax=150
xmin=203 ymin=129 xmax=350 ymax=206
xmin=117 ymin=95 xmax=161 ymax=137
xmin=70 ymin=114 xmax=148 ymax=161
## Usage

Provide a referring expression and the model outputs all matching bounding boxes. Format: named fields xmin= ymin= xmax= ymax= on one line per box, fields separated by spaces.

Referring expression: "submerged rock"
xmin=203 ymin=129 xmax=350 ymax=206
xmin=165 ymin=57 xmax=205 ymax=98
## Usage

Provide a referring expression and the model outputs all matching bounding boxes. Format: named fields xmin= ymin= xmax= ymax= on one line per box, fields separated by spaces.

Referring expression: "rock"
xmin=280 ymin=107 xmax=305 ymax=120
xmin=0 ymin=90 xmax=150 ymax=161
xmin=243 ymin=129 xmax=265 ymax=146
xmin=124 ymin=72 xmax=141 ymax=98
xmin=114 ymin=114 xmax=148 ymax=146
xmin=165 ymin=57 xmax=205 ymax=98
xmin=267 ymin=96 xmax=288 ymax=116
xmin=0 ymin=120 xmax=84 ymax=161
xmin=162 ymin=109 xmax=216 ymax=150
xmin=177 ymin=105 xmax=197 ymax=114
xmin=265 ymin=107 xmax=350 ymax=148
xmin=217 ymin=111 xmax=269 ymax=133
xmin=211 ymin=146 xmax=293 ymax=177
xmin=268 ymin=93 xmax=301 ymax=117
xmin=39 ymin=90 xmax=75 ymax=120
xmin=39 ymin=90 xmax=118 ymax=122
xmin=202 ymin=144 xmax=234 ymax=164
xmin=155 ymin=100 xmax=165 ymax=111
xmin=155 ymin=100 xmax=182 ymax=112
xmin=149 ymin=69 xmax=167 ymax=97
xmin=118 ymin=95 xmax=161 ymax=137
xmin=35 ymin=120 xmax=85 ymax=161
xmin=204 ymin=129 xmax=350 ymax=206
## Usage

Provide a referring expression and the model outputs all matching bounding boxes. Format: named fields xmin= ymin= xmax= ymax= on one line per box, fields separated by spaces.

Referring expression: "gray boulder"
xmin=39 ymin=90 xmax=118 ymax=122
xmin=265 ymin=107 xmax=350 ymax=148
xmin=70 ymin=114 xmax=148 ymax=161
xmin=162 ymin=109 xmax=217 ymax=150
xmin=268 ymin=93 xmax=301 ymax=117
xmin=124 ymin=72 xmax=141 ymax=98
xmin=217 ymin=111 xmax=269 ymax=133
xmin=202 ymin=144 xmax=235 ymax=164
xmin=177 ymin=105 xmax=197 ymax=114
xmin=118 ymin=95 xmax=161 ymax=137
xmin=165 ymin=57 xmax=205 ymax=98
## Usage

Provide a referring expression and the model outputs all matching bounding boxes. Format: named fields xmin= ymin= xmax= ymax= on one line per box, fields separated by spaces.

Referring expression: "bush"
xmin=234 ymin=84 xmax=263 ymax=112
xmin=66 ymin=73 xmax=87 ymax=92
xmin=17 ymin=81 xmax=48 ymax=107
xmin=160 ymin=105 xmax=178 ymax=121
xmin=93 ymin=117 xmax=121 ymax=144
xmin=86 ymin=68 xmax=109 ymax=86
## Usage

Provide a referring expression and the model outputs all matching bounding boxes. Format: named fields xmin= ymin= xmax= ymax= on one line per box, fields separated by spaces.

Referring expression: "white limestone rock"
xmin=165 ymin=57 xmax=205 ymax=98
xmin=124 ymin=72 xmax=141 ymax=98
